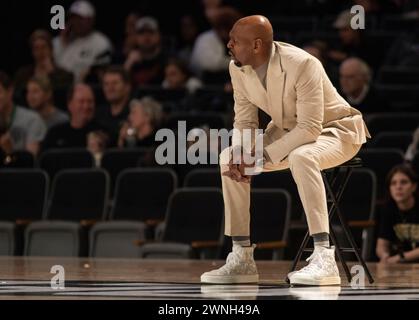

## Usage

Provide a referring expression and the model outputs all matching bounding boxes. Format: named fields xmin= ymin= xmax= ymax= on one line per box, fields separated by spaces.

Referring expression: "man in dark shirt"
xmin=43 ymin=83 xmax=103 ymax=149
xmin=123 ymin=16 xmax=167 ymax=86
xmin=95 ymin=66 xmax=131 ymax=144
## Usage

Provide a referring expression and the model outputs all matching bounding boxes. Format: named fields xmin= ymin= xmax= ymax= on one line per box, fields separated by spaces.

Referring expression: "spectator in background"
xmin=26 ymin=75 xmax=69 ymax=129
xmin=53 ymin=0 xmax=113 ymax=82
xmin=202 ymin=0 xmax=223 ymax=24
xmin=303 ymin=40 xmax=339 ymax=86
xmin=339 ymin=57 xmax=386 ymax=113
xmin=0 ymin=71 xmax=46 ymax=156
xmin=42 ymin=84 xmax=103 ymax=149
xmin=383 ymin=0 xmax=419 ymax=67
xmin=95 ymin=66 xmax=132 ymax=144
xmin=190 ymin=6 xmax=242 ymax=77
xmin=14 ymin=29 xmax=73 ymax=94
xmin=177 ymin=15 xmax=201 ymax=63
xmin=123 ymin=12 xmax=141 ymax=58
xmin=376 ymin=164 xmax=419 ymax=263
xmin=329 ymin=9 xmax=385 ymax=71
xmin=384 ymin=32 xmax=419 ymax=67
xmin=163 ymin=58 xmax=202 ymax=93
xmin=124 ymin=16 xmax=167 ymax=86
xmin=118 ymin=97 xmax=163 ymax=148
xmin=87 ymin=130 xmax=109 ymax=167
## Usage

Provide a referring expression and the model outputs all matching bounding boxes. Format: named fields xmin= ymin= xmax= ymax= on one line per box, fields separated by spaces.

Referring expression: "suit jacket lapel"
xmin=267 ymin=43 xmax=286 ymax=130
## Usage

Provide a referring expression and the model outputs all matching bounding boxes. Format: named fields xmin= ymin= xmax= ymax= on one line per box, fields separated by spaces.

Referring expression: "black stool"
xmin=287 ymin=157 xmax=374 ymax=284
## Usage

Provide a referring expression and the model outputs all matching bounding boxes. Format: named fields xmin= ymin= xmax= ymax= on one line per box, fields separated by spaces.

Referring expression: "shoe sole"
xmin=200 ymin=274 xmax=259 ymax=284
xmin=289 ymin=275 xmax=341 ymax=286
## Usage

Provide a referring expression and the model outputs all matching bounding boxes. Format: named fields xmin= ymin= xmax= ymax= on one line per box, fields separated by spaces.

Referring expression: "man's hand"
xmin=222 ymin=148 xmax=255 ymax=184
xmin=124 ymin=50 xmax=142 ymax=71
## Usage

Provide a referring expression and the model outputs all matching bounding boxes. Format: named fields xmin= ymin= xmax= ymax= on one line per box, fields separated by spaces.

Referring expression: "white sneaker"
xmin=200 ymin=244 xmax=259 ymax=284
xmin=288 ymin=246 xmax=341 ymax=286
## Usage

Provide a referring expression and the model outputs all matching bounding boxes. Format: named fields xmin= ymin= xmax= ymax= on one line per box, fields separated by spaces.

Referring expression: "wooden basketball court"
xmin=0 ymin=257 xmax=418 ymax=300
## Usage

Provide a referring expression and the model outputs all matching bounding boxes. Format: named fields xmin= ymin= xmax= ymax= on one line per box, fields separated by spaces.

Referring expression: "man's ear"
xmin=253 ymin=38 xmax=263 ymax=52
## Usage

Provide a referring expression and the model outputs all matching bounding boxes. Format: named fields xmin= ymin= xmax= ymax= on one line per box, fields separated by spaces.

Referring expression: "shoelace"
xmin=217 ymin=252 xmax=239 ymax=272
xmin=300 ymin=251 xmax=326 ymax=274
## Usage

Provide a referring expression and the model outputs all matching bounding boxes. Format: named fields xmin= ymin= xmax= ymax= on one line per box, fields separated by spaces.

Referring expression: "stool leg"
xmin=333 ymin=197 xmax=375 ymax=284
xmin=329 ymin=224 xmax=352 ymax=283
xmin=323 ymin=170 xmax=353 ymax=283
xmin=325 ymin=168 xmax=375 ymax=284
xmin=324 ymin=168 xmax=352 ymax=221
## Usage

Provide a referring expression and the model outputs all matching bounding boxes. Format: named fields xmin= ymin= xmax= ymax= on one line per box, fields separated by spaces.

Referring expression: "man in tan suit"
xmin=201 ymin=15 xmax=370 ymax=286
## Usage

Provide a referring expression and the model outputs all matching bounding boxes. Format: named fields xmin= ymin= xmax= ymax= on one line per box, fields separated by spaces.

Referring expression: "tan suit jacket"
xmin=230 ymin=41 xmax=371 ymax=164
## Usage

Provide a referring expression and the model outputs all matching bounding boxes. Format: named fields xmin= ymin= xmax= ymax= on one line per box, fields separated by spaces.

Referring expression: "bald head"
xmin=234 ymin=15 xmax=273 ymax=44
xmin=340 ymin=58 xmax=371 ymax=80
xmin=339 ymin=57 xmax=372 ymax=98
xmin=227 ymin=15 xmax=273 ymax=68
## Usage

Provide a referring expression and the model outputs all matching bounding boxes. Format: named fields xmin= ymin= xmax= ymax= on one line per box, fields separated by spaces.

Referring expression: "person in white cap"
xmin=123 ymin=16 xmax=167 ymax=86
xmin=328 ymin=9 xmax=384 ymax=71
xmin=53 ymin=0 xmax=113 ymax=82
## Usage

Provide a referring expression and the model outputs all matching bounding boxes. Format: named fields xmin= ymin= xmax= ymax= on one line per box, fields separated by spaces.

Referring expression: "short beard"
xmin=233 ymin=60 xmax=242 ymax=67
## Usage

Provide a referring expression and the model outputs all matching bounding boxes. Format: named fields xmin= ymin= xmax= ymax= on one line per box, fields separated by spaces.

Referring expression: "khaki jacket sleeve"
xmin=264 ymin=58 xmax=324 ymax=163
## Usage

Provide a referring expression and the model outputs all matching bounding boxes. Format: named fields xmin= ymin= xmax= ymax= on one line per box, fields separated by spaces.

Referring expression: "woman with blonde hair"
xmin=118 ymin=97 xmax=163 ymax=148
xmin=26 ymin=75 xmax=69 ymax=129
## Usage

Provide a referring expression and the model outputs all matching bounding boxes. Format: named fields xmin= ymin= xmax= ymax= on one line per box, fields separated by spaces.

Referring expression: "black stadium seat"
xmin=89 ymin=221 xmax=146 ymax=258
xmin=250 ymin=189 xmax=291 ymax=260
xmin=357 ymin=148 xmax=405 ymax=200
xmin=375 ymin=85 xmax=419 ymax=111
xmin=140 ymin=188 xmax=224 ymax=259
xmin=365 ymin=113 xmax=419 ymax=136
xmin=37 ymin=148 xmax=94 ymax=179
xmin=46 ymin=169 xmax=109 ymax=222
xmin=109 ymin=168 xmax=177 ymax=223
xmin=24 ymin=221 xmax=85 ymax=257
xmin=370 ymin=131 xmax=412 ymax=151
xmin=377 ymin=67 xmax=419 ymax=85
xmin=183 ymin=168 xmax=221 ymax=188
xmin=0 ymin=169 xmax=49 ymax=221
xmin=100 ymin=148 xmax=152 ymax=193
xmin=0 ymin=222 xmax=17 ymax=256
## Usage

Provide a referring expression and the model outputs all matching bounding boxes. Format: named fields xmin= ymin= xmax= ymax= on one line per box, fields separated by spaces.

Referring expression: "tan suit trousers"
xmin=220 ymin=132 xmax=362 ymax=236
